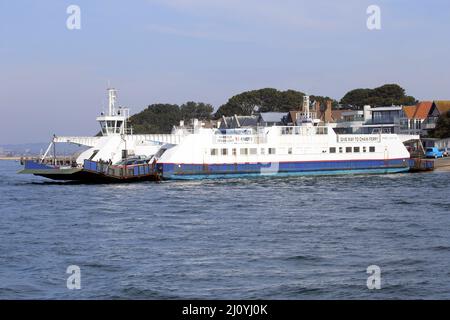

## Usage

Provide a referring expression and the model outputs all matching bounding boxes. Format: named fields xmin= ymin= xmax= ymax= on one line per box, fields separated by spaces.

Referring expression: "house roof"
xmin=401 ymin=102 xmax=432 ymax=120
xmin=402 ymin=105 xmax=417 ymax=119
xmin=259 ymin=112 xmax=287 ymax=123
xmin=433 ymin=100 xmax=450 ymax=115
xmin=220 ymin=115 xmax=258 ymax=128
xmin=235 ymin=116 xmax=258 ymax=127
xmin=414 ymin=101 xmax=433 ymax=119
xmin=288 ymin=111 xmax=299 ymax=123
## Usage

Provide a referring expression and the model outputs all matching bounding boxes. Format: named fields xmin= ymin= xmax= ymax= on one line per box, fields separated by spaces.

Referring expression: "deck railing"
xmin=83 ymin=160 xmax=155 ymax=178
xmin=279 ymin=126 xmax=329 ymax=135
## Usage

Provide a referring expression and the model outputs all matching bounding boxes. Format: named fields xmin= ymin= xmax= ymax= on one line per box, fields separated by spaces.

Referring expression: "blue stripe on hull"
xmin=159 ymin=159 xmax=410 ymax=180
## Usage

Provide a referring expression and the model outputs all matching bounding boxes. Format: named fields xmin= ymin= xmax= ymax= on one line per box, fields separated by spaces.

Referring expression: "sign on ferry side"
xmin=338 ymin=135 xmax=381 ymax=143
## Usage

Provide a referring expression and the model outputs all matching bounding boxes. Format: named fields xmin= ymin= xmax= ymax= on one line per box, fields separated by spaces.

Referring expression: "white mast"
xmin=96 ymin=88 xmax=130 ymax=136
xmin=108 ymin=88 xmax=117 ymax=116
xmin=303 ymin=95 xmax=310 ymax=119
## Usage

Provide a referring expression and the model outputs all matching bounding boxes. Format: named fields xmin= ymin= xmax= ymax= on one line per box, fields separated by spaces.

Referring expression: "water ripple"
xmin=1 ymin=160 xmax=450 ymax=299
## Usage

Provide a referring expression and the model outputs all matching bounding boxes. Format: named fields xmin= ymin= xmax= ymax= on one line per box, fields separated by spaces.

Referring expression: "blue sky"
xmin=1 ymin=0 xmax=450 ymax=143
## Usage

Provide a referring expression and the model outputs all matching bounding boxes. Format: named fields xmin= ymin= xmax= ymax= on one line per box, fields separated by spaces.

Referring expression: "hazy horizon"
xmin=1 ymin=0 xmax=450 ymax=144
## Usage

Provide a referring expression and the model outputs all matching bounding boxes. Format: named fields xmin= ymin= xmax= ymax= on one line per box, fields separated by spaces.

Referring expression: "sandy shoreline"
xmin=435 ymin=157 xmax=450 ymax=167
xmin=434 ymin=157 xmax=450 ymax=171
xmin=0 ymin=157 xmax=22 ymax=161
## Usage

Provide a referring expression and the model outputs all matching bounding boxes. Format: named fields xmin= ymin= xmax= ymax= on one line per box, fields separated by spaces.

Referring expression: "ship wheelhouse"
xmin=98 ymin=117 xmax=126 ymax=135
xmin=96 ymin=88 xmax=131 ymax=136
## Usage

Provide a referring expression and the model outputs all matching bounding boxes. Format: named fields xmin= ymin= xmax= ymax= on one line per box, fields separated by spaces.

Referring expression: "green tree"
xmin=130 ymin=102 xmax=214 ymax=134
xmin=430 ymin=111 xmax=450 ymax=138
xmin=275 ymin=89 xmax=304 ymax=112
xmin=130 ymin=103 xmax=181 ymax=134
xmin=340 ymin=84 xmax=416 ymax=107
xmin=340 ymin=88 xmax=371 ymax=106
xmin=180 ymin=101 xmax=214 ymax=120
xmin=214 ymin=103 xmax=244 ymax=118
xmin=218 ymin=88 xmax=280 ymax=116
xmin=214 ymin=88 xmax=337 ymax=117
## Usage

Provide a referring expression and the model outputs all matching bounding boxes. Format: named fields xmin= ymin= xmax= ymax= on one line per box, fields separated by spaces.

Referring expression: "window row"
xmin=210 ymin=148 xmax=276 ymax=156
xmin=210 ymin=146 xmax=376 ymax=156
xmin=329 ymin=146 xmax=376 ymax=154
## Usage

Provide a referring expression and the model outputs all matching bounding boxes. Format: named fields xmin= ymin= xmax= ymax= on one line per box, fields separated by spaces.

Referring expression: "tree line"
xmin=340 ymin=84 xmax=416 ymax=107
xmin=214 ymin=88 xmax=337 ymax=118
xmin=130 ymin=102 xmax=214 ymax=134
xmin=130 ymin=84 xmax=420 ymax=134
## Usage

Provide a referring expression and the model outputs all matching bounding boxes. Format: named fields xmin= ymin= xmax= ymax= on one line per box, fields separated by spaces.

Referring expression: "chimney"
xmin=325 ymin=100 xmax=332 ymax=123
xmin=315 ymin=101 xmax=320 ymax=117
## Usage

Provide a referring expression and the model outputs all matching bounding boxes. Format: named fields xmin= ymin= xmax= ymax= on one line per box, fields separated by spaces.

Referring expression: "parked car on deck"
xmin=425 ymin=147 xmax=444 ymax=158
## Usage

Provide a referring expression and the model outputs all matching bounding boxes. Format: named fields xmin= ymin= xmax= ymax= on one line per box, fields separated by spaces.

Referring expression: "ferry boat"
xmin=19 ymin=89 xmax=421 ymax=181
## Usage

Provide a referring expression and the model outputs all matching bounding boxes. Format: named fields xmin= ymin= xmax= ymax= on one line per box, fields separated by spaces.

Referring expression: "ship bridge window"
xmin=316 ymin=127 xmax=328 ymax=135
xmin=282 ymin=127 xmax=293 ymax=135
xmin=346 ymin=147 xmax=352 ymax=153
xmin=260 ymin=148 xmax=265 ymax=155
xmin=329 ymin=147 xmax=336 ymax=153
xmin=240 ymin=148 xmax=248 ymax=155
xmin=250 ymin=148 xmax=257 ymax=155
xmin=221 ymin=148 xmax=228 ymax=156
xmin=232 ymin=148 xmax=237 ymax=156
xmin=354 ymin=147 xmax=360 ymax=153
xmin=100 ymin=121 xmax=107 ymax=134
xmin=363 ymin=146 xmax=367 ymax=153
xmin=268 ymin=148 xmax=276 ymax=155
xmin=107 ymin=120 xmax=115 ymax=130
xmin=116 ymin=121 xmax=123 ymax=133
xmin=211 ymin=149 xmax=218 ymax=156
xmin=369 ymin=146 xmax=376 ymax=152
xmin=339 ymin=147 xmax=343 ymax=153
xmin=288 ymin=147 xmax=292 ymax=155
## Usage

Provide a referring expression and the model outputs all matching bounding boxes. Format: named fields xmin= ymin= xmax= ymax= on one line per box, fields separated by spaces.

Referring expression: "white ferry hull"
xmin=157 ymin=158 xmax=410 ymax=180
